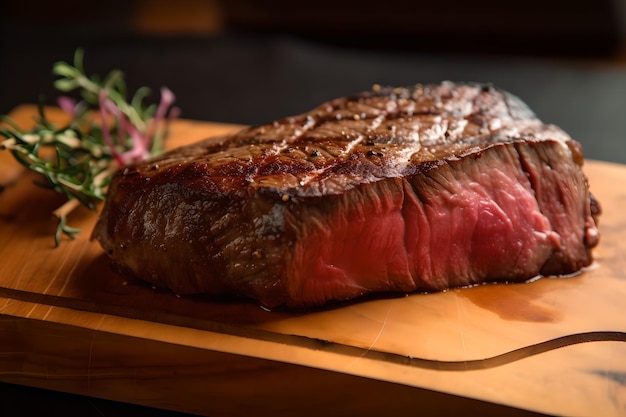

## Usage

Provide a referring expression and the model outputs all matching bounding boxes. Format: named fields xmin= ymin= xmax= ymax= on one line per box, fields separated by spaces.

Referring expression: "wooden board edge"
xmin=0 ymin=311 xmax=549 ymax=417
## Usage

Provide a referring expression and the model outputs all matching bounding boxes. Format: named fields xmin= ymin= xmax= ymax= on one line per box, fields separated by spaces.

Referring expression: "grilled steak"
xmin=93 ymin=82 xmax=600 ymax=308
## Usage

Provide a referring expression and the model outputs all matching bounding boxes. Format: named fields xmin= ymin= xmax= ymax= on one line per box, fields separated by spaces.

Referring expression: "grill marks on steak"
xmin=93 ymin=82 xmax=600 ymax=308
xmin=147 ymin=83 xmax=572 ymax=198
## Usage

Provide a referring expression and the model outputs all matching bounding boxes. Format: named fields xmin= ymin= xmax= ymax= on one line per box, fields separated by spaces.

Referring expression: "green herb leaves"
xmin=0 ymin=49 xmax=178 ymax=246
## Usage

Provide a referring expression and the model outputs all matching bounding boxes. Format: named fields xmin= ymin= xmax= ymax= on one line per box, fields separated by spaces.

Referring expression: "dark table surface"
xmin=1 ymin=13 xmax=625 ymax=417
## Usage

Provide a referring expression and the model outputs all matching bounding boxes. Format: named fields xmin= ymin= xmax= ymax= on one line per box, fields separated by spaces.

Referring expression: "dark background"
xmin=1 ymin=1 xmax=625 ymax=416
xmin=2 ymin=0 xmax=626 ymax=164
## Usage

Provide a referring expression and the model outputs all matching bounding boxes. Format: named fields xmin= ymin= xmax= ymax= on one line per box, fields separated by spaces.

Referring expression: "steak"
xmin=93 ymin=81 xmax=600 ymax=308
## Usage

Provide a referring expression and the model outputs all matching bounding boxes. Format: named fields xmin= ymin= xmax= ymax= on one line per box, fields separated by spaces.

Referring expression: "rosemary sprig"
xmin=0 ymin=49 xmax=179 ymax=246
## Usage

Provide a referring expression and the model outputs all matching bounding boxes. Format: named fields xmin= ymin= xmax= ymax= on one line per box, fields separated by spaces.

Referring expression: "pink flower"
xmin=98 ymin=87 xmax=177 ymax=166
xmin=57 ymin=96 xmax=78 ymax=115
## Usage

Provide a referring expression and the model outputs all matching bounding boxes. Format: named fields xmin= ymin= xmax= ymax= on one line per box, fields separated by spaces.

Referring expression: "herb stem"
xmin=53 ymin=198 xmax=80 ymax=220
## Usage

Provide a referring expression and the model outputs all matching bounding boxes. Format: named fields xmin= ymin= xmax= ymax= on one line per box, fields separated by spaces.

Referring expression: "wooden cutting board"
xmin=1 ymin=105 xmax=625 ymax=417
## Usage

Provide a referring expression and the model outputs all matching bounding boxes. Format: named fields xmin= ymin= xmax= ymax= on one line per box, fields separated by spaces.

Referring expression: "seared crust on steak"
xmin=93 ymin=82 xmax=600 ymax=308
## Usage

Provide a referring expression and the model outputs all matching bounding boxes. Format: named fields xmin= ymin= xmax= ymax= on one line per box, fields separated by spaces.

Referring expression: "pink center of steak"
xmin=284 ymin=144 xmax=560 ymax=306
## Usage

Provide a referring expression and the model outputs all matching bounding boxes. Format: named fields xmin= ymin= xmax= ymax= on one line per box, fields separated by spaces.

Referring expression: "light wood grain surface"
xmin=1 ymin=105 xmax=625 ymax=417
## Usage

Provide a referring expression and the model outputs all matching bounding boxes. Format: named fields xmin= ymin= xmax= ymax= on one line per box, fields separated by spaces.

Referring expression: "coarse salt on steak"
xmin=93 ymin=82 xmax=601 ymax=308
